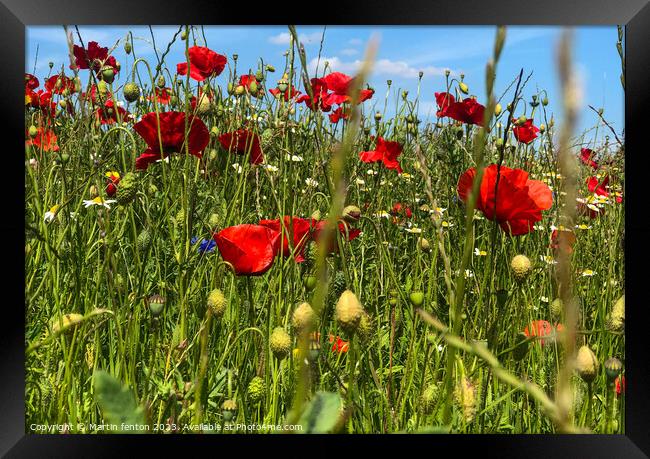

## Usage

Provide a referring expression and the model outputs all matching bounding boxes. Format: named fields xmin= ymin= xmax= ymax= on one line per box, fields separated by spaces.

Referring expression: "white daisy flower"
xmin=231 ymin=163 xmax=243 ymax=173
xmin=367 ymin=169 xmax=378 ymax=176
xmin=474 ymin=248 xmax=487 ymax=256
xmin=83 ymin=197 xmax=116 ymax=209
xmin=262 ymin=164 xmax=279 ymax=173
xmin=540 ymin=255 xmax=558 ymax=265
xmin=404 ymin=227 xmax=423 ymax=234
xmin=44 ymin=204 xmax=60 ymax=223
xmin=375 ymin=211 xmax=390 ymax=219
xmin=575 ymin=224 xmax=592 ymax=230
xmin=540 ymin=296 xmax=549 ymax=303
xmin=580 ymin=269 xmax=596 ymax=277
xmin=286 ymin=154 xmax=303 ymax=162
xmin=305 ymin=178 xmax=318 ymax=187
xmin=355 ymin=178 xmax=366 ymax=185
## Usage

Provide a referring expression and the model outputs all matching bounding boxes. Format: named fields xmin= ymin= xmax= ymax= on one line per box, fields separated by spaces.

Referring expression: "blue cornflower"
xmin=191 ymin=236 xmax=216 ymax=254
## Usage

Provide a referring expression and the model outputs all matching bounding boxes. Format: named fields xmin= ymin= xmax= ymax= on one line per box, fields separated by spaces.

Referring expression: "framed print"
xmin=3 ymin=0 xmax=650 ymax=456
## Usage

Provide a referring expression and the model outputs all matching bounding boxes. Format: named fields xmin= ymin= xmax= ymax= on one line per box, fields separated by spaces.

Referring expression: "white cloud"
xmin=309 ymin=55 xmax=453 ymax=79
xmin=348 ymin=38 xmax=363 ymax=45
xmin=268 ymin=31 xmax=323 ymax=45
xmin=341 ymin=48 xmax=359 ymax=56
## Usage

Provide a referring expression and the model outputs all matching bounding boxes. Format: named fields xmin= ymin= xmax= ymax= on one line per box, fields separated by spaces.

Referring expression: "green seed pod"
xmin=265 ymin=64 xmax=275 ymax=72
xmin=303 ymin=274 xmax=317 ymax=292
xmin=208 ymin=213 xmax=220 ymax=229
xmin=123 ymin=82 xmax=141 ymax=103
xmin=101 ymin=67 xmax=115 ymax=84
xmin=409 ymin=291 xmax=424 ymax=307
xmin=28 ymin=125 xmax=38 ymax=138
xmin=221 ymin=399 xmax=237 ymax=422
xmin=604 ymin=357 xmax=622 ymax=382
xmin=124 ymin=40 xmax=132 ymax=55
xmin=148 ymin=294 xmax=165 ymax=317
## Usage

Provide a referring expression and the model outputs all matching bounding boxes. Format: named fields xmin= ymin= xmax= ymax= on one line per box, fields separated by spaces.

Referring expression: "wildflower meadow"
xmin=24 ymin=25 xmax=625 ymax=434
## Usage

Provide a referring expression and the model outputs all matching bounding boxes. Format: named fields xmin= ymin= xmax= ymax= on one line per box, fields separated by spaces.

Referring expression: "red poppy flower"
xmin=523 ymin=320 xmax=554 ymax=346
xmin=25 ymin=89 xmax=56 ymax=116
xmin=269 ymin=86 xmax=301 ymax=101
xmin=359 ymin=137 xmax=403 ymax=174
xmin=615 ymin=375 xmax=625 ymax=397
xmin=238 ymin=74 xmax=260 ymax=91
xmin=580 ymin=148 xmax=599 ymax=169
xmin=321 ymin=72 xmax=374 ymax=106
xmin=176 ymin=46 xmax=227 ymax=82
xmin=297 ymin=77 xmax=332 ymax=112
xmin=512 ymin=118 xmax=540 ymax=144
xmin=25 ymin=73 xmax=39 ymax=90
xmin=313 ymin=220 xmax=361 ymax=254
xmin=329 ymin=335 xmax=350 ymax=353
xmin=105 ymin=172 xmax=120 ymax=197
xmin=457 ymin=164 xmax=553 ymax=236
xmin=132 ymin=111 xmax=210 ymax=170
xmin=95 ymin=100 xmax=129 ymax=125
xmin=259 ymin=216 xmax=315 ymax=262
xmin=218 ymin=129 xmax=264 ymax=165
xmin=329 ymin=106 xmax=349 ymax=123
xmin=71 ymin=41 xmax=118 ymax=73
xmin=45 ymin=75 xmax=76 ymax=95
xmin=434 ymin=92 xmax=455 ymax=117
xmin=149 ymin=87 xmax=172 ymax=105
xmin=587 ymin=176 xmax=609 ymax=197
xmin=26 ymin=127 xmax=59 ymax=152
xmin=213 ymin=224 xmax=280 ymax=276
xmin=550 ymin=229 xmax=577 ymax=254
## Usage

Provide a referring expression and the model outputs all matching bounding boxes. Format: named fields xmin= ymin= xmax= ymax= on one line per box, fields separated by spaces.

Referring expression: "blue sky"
xmin=26 ymin=25 xmax=623 ymax=137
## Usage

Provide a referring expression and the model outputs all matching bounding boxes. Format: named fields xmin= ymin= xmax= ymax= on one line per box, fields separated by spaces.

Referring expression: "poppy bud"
xmin=28 ymin=125 xmax=38 ymax=138
xmin=516 ymin=115 xmax=527 ymax=126
xmin=539 ymin=124 xmax=546 ymax=133
xmin=266 ymin=64 xmax=275 ymax=72
xmin=255 ymin=70 xmax=264 ymax=82
xmin=374 ymin=111 xmax=382 ymax=121
xmin=148 ymin=294 xmax=165 ymax=317
xmin=417 ymin=237 xmax=431 ymax=253
xmin=115 ymin=172 xmax=138 ymax=206
xmin=136 ymin=229 xmax=152 ymax=253
xmin=356 ymin=311 xmax=373 ymax=342
xmin=123 ymin=82 xmax=141 ymax=103
xmin=542 ymin=97 xmax=549 ymax=106
xmin=234 ymin=85 xmax=245 ymax=96
xmin=576 ymin=345 xmax=599 ymax=383
xmin=551 ymin=298 xmax=563 ymax=319
xmin=494 ymin=103 xmax=502 ymax=116
xmin=454 ymin=377 xmax=477 ymax=423
xmin=459 ymin=82 xmax=469 ymax=94
xmin=124 ymin=40 xmax=132 ymax=54
xmin=60 ymin=153 xmax=70 ymax=164
xmin=341 ymin=205 xmax=361 ymax=223
xmin=51 ymin=313 xmax=84 ymax=334
xmin=270 ymin=327 xmax=292 ymax=360
xmin=401 ymin=90 xmax=408 ymax=100
xmin=208 ymin=213 xmax=220 ymax=228
xmin=420 ymin=383 xmax=440 ymax=414
xmin=607 ymin=294 xmax=624 ymax=332
xmin=335 ymin=290 xmax=364 ymax=335
xmin=97 ymin=80 xmax=109 ymax=96
xmin=510 ymin=254 xmax=532 ymax=282
xmin=207 ymin=288 xmax=226 ymax=318
xmin=156 ymin=75 xmax=166 ymax=89
xmin=101 ymin=67 xmax=115 ymax=84
xmin=292 ymin=302 xmax=315 ymax=332
xmin=247 ymin=376 xmax=265 ymax=403
xmin=409 ymin=291 xmax=425 ymax=307
xmin=303 ymin=274 xmax=317 ymax=292
xmin=418 ymin=70 xmax=424 ymax=79
xmin=221 ymin=399 xmax=237 ymax=422
xmin=180 ymin=29 xmax=188 ymax=40
xmin=604 ymin=357 xmax=622 ymax=382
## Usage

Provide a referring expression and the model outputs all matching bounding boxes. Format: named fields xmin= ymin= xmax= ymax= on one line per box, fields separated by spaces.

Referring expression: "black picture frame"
xmin=4 ymin=0 xmax=649 ymax=456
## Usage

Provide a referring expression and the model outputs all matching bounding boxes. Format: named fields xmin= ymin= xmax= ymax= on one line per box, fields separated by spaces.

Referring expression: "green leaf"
xmin=297 ymin=391 xmax=343 ymax=434
xmin=93 ymin=370 xmax=147 ymax=433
